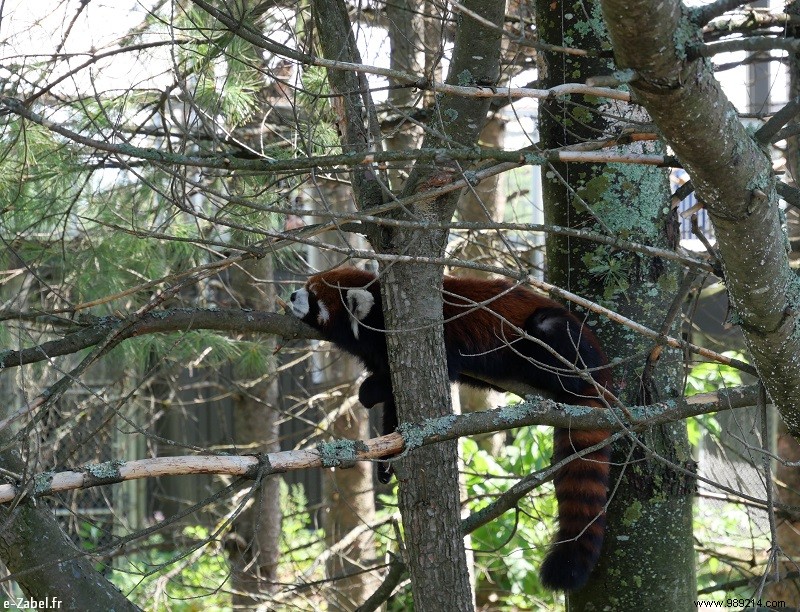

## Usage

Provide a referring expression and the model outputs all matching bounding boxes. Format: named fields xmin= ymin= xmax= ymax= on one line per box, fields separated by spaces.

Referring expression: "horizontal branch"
xmin=0 ymin=384 xmax=760 ymax=504
xmin=691 ymin=36 xmax=800 ymax=58
xmin=2 ymin=97 xmax=668 ymax=174
xmin=0 ymin=309 xmax=319 ymax=369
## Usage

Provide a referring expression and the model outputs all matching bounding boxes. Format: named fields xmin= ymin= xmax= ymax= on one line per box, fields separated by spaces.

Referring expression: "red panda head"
xmin=289 ymin=267 xmax=378 ymax=339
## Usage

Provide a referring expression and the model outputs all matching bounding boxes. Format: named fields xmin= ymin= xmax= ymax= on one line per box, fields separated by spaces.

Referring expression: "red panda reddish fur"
xmin=289 ymin=267 xmax=612 ymax=591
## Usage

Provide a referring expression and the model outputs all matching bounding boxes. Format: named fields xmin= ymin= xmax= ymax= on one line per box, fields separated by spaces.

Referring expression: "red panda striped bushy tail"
xmin=539 ymin=421 xmax=611 ymax=591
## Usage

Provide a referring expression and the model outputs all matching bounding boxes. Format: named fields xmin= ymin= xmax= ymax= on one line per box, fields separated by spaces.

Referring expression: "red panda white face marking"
xmin=290 ymin=287 xmax=311 ymax=319
xmin=317 ymin=301 xmax=330 ymax=324
xmin=290 ymin=286 xmax=331 ymax=326
xmin=346 ymin=289 xmax=374 ymax=339
xmin=289 ymin=279 xmax=375 ymax=338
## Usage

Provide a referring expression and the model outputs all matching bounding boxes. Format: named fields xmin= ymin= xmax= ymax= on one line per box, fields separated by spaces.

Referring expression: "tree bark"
xmin=766 ymin=5 xmax=800 ymax=601
xmin=0 ymin=451 xmax=140 ymax=611
xmin=374 ymin=2 xmax=505 ymax=609
xmin=323 ymin=397 xmax=379 ymax=610
xmin=537 ymin=0 xmax=696 ymax=607
xmin=227 ymin=256 xmax=283 ymax=605
xmin=312 ymin=0 xmax=505 ymax=608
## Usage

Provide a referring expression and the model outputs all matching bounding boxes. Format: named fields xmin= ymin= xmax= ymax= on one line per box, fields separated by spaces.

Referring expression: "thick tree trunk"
xmin=0 ymin=451 xmax=140 ymax=611
xmin=536 ymin=0 xmax=696 ymax=607
xmin=601 ymin=0 xmax=800 ymax=436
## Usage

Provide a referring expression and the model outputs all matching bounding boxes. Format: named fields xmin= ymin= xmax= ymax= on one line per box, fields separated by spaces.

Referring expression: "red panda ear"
xmin=346 ymin=288 xmax=374 ymax=339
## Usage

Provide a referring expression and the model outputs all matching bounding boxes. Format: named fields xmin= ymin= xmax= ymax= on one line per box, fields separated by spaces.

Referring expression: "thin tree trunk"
xmin=385 ymin=0 xmax=424 ymax=190
xmin=323 ymin=396 xmax=380 ymax=611
xmin=766 ymin=4 xmax=800 ymax=601
xmin=227 ymin=256 xmax=283 ymax=606
xmin=374 ymin=0 xmax=506 ymax=606
xmin=309 ymin=182 xmax=379 ymax=610
xmin=311 ymin=1 xmax=505 ymax=607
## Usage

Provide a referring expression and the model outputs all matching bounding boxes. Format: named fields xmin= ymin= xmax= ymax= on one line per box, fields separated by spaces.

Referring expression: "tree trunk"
xmin=0 ymin=253 xmax=140 ymax=609
xmin=379 ymin=261 xmax=473 ymax=611
xmin=385 ymin=0 xmax=424 ymax=190
xmin=227 ymin=255 xmax=283 ymax=606
xmin=536 ymin=0 xmax=696 ymax=607
xmin=0 ymin=451 xmax=140 ymax=611
xmin=373 ymin=2 xmax=506 ymax=608
xmin=323 ymin=396 xmax=380 ymax=610
xmin=766 ymin=6 xmax=800 ymax=601
xmin=312 ymin=0 xmax=505 ymax=607
xmin=308 ymin=181 xmax=379 ymax=609
xmin=600 ymin=0 xmax=800 ymax=435
xmin=455 ymin=115 xmax=507 ymax=444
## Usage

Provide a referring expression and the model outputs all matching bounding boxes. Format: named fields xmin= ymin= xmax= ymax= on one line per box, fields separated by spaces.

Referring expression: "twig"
xmin=755 ymin=97 xmax=800 ymax=144
xmin=524 ymin=275 xmax=757 ymax=376
xmin=690 ymin=36 xmax=800 ymax=59
xmin=640 ymin=271 xmax=700 ymax=403
xmin=355 ymin=554 xmax=407 ymax=612
xmin=690 ymin=0 xmax=762 ymax=26
xmin=777 ymin=181 xmax=800 ymax=211
xmin=756 ymin=383 xmax=779 ymax=601
xmin=691 ymin=214 xmax=722 ymax=275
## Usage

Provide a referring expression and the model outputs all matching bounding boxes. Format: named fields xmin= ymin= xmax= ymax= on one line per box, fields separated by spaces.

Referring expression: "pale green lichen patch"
xmin=492 ymin=398 xmax=552 ymax=425
xmin=585 ymin=163 xmax=666 ymax=240
xmin=673 ymin=9 xmax=699 ymax=61
xmin=561 ymin=402 xmax=595 ymax=417
xmin=399 ymin=414 xmax=457 ymax=450
xmin=33 ymin=471 xmax=56 ymax=495
xmin=523 ymin=152 xmax=546 ymax=166
xmin=317 ymin=439 xmax=368 ymax=467
xmin=457 ymin=69 xmax=474 ymax=86
xmin=85 ymin=459 xmax=125 ymax=479
xmin=623 ymin=500 xmax=643 ymax=526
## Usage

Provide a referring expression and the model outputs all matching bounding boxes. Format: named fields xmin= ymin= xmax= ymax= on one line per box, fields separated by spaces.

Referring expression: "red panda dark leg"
xmin=358 ymin=374 xmax=392 ymax=409
xmin=376 ymin=398 xmax=398 ymax=483
xmin=539 ymin=424 xmax=611 ymax=591
xmin=357 ymin=375 xmax=398 ymax=483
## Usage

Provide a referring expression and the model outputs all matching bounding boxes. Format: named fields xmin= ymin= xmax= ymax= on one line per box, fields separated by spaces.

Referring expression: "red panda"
xmin=289 ymin=266 xmax=612 ymax=591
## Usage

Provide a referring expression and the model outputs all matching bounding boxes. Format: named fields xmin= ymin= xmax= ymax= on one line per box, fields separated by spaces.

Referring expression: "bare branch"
xmin=690 ymin=0 xmax=756 ymax=26
xmin=0 ymin=309 xmax=318 ymax=369
xmin=2 ymin=97 xmax=655 ymax=175
xmin=0 ymin=384 xmax=761 ymax=505
xmin=691 ymin=36 xmax=800 ymax=58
